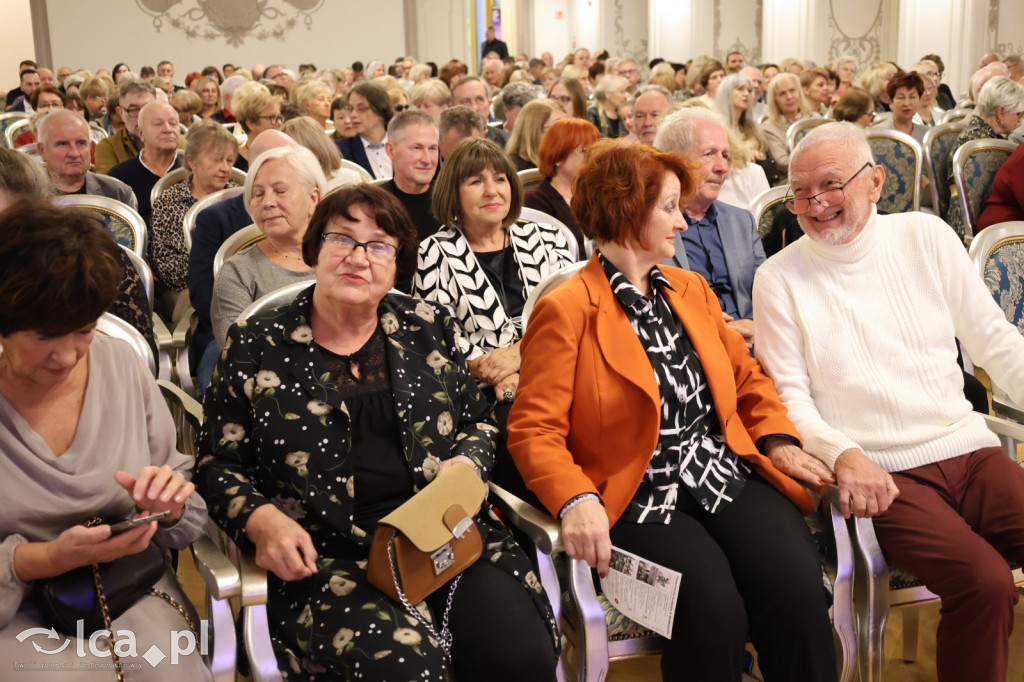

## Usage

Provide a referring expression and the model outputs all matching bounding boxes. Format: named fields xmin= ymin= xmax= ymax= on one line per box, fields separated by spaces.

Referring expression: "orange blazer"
xmin=507 ymin=256 xmax=814 ymax=525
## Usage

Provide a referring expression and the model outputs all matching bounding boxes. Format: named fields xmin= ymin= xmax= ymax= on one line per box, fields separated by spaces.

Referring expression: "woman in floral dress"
xmin=196 ymin=184 xmax=558 ymax=681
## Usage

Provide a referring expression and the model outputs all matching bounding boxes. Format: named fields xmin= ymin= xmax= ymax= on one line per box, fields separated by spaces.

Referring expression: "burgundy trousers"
xmin=872 ymin=447 xmax=1024 ymax=682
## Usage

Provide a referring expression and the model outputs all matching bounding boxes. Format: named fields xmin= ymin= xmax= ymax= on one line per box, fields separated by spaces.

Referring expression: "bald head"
xmin=249 ymin=128 xmax=299 ymax=164
xmin=980 ymin=52 xmax=1000 ymax=68
xmin=971 ymin=62 xmax=1011 ymax=99
xmin=138 ymin=101 xmax=180 ymax=151
xmin=790 ymin=122 xmax=874 ymax=181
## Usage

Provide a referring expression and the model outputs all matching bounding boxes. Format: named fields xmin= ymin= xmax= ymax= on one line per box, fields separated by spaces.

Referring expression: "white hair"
xmin=36 ymin=109 xmax=89 ymax=145
xmin=654 ymin=106 xmax=728 ymax=154
xmin=976 ymin=75 xmax=1024 ymax=117
xmin=244 ymin=146 xmax=327 ymax=216
xmin=788 ymin=122 xmax=874 ymax=182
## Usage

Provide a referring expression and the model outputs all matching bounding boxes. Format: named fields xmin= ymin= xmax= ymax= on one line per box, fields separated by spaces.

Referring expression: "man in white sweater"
xmin=753 ymin=123 xmax=1024 ymax=682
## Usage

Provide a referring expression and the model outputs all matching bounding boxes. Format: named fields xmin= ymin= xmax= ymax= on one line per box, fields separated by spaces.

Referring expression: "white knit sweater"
xmin=753 ymin=208 xmax=1024 ymax=473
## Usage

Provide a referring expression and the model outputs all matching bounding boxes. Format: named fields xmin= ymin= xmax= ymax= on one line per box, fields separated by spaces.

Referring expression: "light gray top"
xmin=0 ymin=335 xmax=208 ymax=628
xmin=872 ymin=115 xmax=928 ymax=145
xmin=211 ymin=243 xmax=316 ymax=347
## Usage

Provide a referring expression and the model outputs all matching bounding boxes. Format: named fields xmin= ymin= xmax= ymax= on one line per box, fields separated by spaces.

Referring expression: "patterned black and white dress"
xmin=413 ymin=220 xmax=576 ymax=359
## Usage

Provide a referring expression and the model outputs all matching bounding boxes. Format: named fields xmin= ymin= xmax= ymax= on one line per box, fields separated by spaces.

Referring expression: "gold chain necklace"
xmin=266 ymin=238 xmax=304 ymax=262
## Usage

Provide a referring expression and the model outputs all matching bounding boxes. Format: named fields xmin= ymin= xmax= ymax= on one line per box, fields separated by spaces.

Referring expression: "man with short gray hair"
xmin=631 ymin=84 xmax=672 ymax=144
xmin=655 ymin=107 xmax=764 ymax=346
xmin=499 ymin=81 xmax=537 ymax=133
xmin=450 ymin=76 xmax=508 ymax=147
xmin=37 ymin=110 xmax=137 ymax=207
xmin=438 ymin=105 xmax=486 ymax=161
xmin=754 ymin=123 xmax=1024 ymax=682
xmin=382 ymin=110 xmax=442 ymax=243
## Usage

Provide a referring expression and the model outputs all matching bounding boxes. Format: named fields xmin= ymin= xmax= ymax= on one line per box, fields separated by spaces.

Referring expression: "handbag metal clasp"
xmin=431 ymin=543 xmax=455 ymax=574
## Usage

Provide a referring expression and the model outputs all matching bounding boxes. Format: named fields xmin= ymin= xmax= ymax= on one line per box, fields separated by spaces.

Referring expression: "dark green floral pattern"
xmin=195 ymin=285 xmax=557 ymax=679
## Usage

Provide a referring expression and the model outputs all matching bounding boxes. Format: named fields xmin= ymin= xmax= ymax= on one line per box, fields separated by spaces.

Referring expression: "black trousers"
xmin=609 ymin=474 xmax=838 ymax=682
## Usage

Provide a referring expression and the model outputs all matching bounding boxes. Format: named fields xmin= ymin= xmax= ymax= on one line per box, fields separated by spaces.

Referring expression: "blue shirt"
xmin=681 ymin=204 xmax=740 ymax=319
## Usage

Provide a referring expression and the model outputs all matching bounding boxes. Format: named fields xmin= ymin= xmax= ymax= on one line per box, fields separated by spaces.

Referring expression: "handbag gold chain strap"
xmin=84 ymin=518 xmax=199 ymax=680
xmin=387 ymin=535 xmax=460 ymax=661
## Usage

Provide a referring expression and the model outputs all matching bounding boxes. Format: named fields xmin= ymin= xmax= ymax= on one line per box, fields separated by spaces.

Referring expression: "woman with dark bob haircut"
xmin=0 ymin=201 xmax=210 ymax=679
xmin=508 ymin=139 xmax=840 ymax=682
xmin=197 ymin=184 xmax=559 ymax=682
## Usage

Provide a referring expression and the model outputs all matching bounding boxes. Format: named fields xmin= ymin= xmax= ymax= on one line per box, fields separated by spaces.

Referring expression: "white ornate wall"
xmin=40 ymin=0 xmax=407 ymax=80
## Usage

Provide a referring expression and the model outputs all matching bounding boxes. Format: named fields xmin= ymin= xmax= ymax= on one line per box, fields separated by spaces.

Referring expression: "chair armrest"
xmin=982 ymin=413 xmax=1024 ymax=443
xmin=172 ymin=308 xmax=196 ymax=346
xmin=488 ymin=482 xmax=563 ymax=555
xmin=233 ymin=540 xmax=270 ymax=607
xmin=189 ymin=523 xmax=241 ymax=600
xmin=153 ymin=313 xmax=174 ymax=350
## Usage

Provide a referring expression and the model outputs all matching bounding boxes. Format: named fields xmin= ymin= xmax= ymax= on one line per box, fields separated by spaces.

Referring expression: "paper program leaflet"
xmin=599 ymin=546 xmax=682 ymax=638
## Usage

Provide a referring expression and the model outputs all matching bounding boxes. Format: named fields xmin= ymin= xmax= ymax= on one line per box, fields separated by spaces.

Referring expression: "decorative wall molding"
xmin=134 ymin=0 xmax=326 ymax=47
xmin=612 ymin=0 xmax=647 ymax=65
xmin=714 ymin=0 xmax=762 ymax=65
xmin=827 ymin=0 xmax=881 ymax=65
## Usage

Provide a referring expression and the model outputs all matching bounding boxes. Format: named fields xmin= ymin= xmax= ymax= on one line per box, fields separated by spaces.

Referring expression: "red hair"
xmin=537 ymin=117 xmax=601 ymax=178
xmin=571 ymin=139 xmax=697 ymax=247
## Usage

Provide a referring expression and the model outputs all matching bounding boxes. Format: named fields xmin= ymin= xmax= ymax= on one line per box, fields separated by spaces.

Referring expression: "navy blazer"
xmin=187 ymin=194 xmax=252 ymax=361
xmin=662 ymin=200 xmax=765 ymax=319
xmin=335 ymin=137 xmax=375 ymax=178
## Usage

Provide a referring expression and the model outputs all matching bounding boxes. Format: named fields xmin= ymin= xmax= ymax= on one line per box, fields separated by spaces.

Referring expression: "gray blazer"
xmin=662 ymin=200 xmax=765 ymax=319
xmin=83 ymin=171 xmax=139 ymax=210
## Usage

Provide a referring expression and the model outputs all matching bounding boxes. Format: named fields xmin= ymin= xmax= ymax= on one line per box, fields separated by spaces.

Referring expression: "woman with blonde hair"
xmin=761 ymin=72 xmax=817 ymax=176
xmin=281 ymin=116 xmax=363 ymax=191
xmin=714 ymin=73 xmax=767 ymax=161
xmin=193 ymin=75 xmax=222 ymax=120
xmin=291 ymin=79 xmax=333 ymax=128
xmin=861 ymin=62 xmax=899 ymax=112
xmin=231 ymin=84 xmax=282 ymax=170
xmin=506 ymin=98 xmax=567 ymax=170
xmin=588 ymin=74 xmax=629 ymax=138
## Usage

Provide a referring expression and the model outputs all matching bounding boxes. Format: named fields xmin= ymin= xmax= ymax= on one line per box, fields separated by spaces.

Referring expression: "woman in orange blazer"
xmin=507 ymin=140 xmax=838 ymax=682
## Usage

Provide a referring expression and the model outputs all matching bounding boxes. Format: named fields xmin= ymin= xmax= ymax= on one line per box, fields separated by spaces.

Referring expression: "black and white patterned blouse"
xmin=598 ymin=252 xmax=748 ymax=521
xmin=413 ymin=220 xmax=576 ymax=360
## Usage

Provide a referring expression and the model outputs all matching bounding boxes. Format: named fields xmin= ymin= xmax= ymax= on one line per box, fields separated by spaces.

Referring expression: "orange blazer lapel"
xmin=578 ymin=257 xmax=661 ymax=411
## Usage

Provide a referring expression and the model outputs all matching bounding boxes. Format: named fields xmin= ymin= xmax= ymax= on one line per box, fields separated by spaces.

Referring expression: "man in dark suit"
xmin=655 ymin=108 xmax=765 ymax=347
xmin=480 ymin=26 xmax=508 ymax=60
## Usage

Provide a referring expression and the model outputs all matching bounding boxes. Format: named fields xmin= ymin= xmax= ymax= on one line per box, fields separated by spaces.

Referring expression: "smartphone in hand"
xmin=108 ymin=511 xmax=172 ymax=534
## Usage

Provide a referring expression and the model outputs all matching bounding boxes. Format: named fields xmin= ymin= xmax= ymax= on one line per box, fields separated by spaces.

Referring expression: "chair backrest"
xmin=120 ymin=244 xmax=155 ymax=313
xmin=954 ymin=99 xmax=975 ymax=110
xmin=521 ymin=262 xmax=588 ymax=331
xmin=238 ymin=281 xmax=311 ymax=322
xmin=151 ymin=166 xmax=189 ymax=207
xmin=0 ymin=112 xmax=29 ymax=148
xmin=340 ymin=158 xmax=373 ymax=183
xmin=748 ymin=186 xmax=790 ymax=239
xmin=52 ymin=194 xmax=148 ymax=256
xmin=518 ymin=207 xmax=580 ymax=261
xmin=156 ymin=379 xmax=204 ymax=456
xmin=518 ymin=168 xmax=545 ymax=190
xmin=940 ymin=108 xmax=973 ymax=124
xmin=150 ymin=165 xmax=246 ymax=208
xmin=182 ymin=186 xmax=246 ymax=252
xmin=96 ymin=312 xmax=156 ymax=376
xmin=866 ymin=129 xmax=923 ymax=213
xmin=922 ymin=120 xmax=968 ymax=217
xmin=952 ymin=138 xmax=1016 ymax=236
xmin=88 ymin=125 xmax=108 ymax=143
xmin=213 ymin=223 xmax=265 ymax=279
xmin=4 ymin=118 xmax=31 ymax=149
xmin=786 ymin=117 xmax=829 ymax=151
xmin=968 ymin=221 xmax=1024 ymax=335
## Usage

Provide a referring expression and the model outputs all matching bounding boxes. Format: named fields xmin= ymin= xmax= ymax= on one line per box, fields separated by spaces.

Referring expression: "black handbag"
xmin=33 ymin=541 xmax=167 ymax=636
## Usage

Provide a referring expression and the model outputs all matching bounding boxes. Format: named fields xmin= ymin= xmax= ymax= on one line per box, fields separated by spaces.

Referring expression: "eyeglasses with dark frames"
xmin=784 ymin=162 xmax=872 ymax=215
xmin=321 ymin=233 xmax=399 ymax=263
